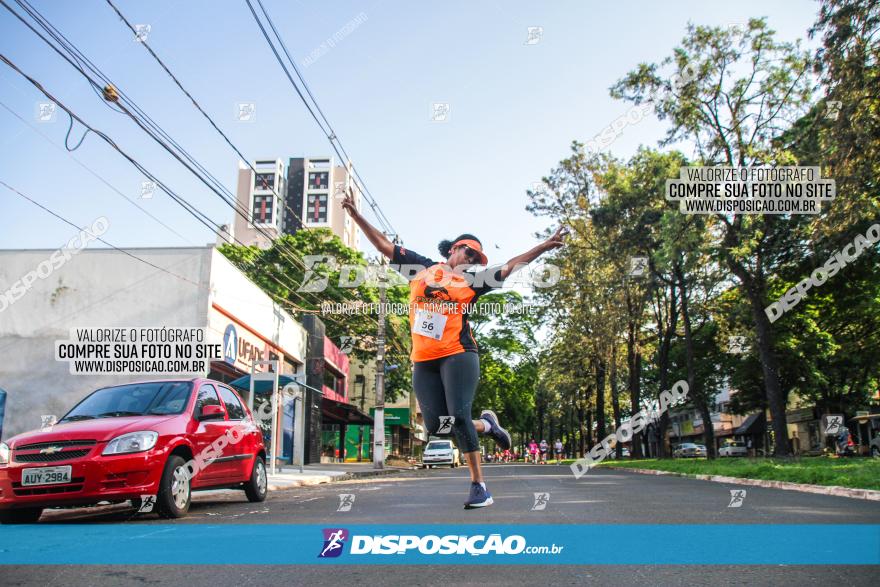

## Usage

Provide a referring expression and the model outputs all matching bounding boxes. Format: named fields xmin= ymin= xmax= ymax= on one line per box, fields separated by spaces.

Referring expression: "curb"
xmin=608 ymin=466 xmax=880 ymax=501
xmin=265 ymin=466 xmax=411 ymax=492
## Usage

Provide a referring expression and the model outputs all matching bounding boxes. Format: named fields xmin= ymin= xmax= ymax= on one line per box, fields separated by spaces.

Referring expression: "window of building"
xmin=306 ymin=193 xmax=328 ymax=223
xmin=323 ymin=367 xmax=346 ymax=397
xmin=323 ymin=368 xmax=338 ymax=392
xmin=253 ymin=194 xmax=274 ymax=224
xmin=308 ymin=171 xmax=329 ymax=190
xmin=254 ymin=172 xmax=275 ymax=191
xmin=307 ymin=158 xmax=331 ymax=170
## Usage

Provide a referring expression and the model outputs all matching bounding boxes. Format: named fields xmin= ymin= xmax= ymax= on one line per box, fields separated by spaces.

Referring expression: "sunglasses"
xmin=456 ymin=245 xmax=480 ymax=262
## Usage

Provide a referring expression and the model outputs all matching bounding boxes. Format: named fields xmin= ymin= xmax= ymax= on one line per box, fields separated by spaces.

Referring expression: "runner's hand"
xmin=341 ymin=187 xmax=358 ymax=218
xmin=543 ymin=225 xmax=569 ymax=250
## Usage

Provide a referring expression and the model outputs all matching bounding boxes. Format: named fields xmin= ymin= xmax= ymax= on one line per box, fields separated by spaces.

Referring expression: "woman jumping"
xmin=342 ymin=190 xmax=566 ymax=508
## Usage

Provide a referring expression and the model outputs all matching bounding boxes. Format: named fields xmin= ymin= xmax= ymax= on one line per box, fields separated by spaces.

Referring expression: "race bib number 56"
xmin=413 ymin=309 xmax=447 ymax=340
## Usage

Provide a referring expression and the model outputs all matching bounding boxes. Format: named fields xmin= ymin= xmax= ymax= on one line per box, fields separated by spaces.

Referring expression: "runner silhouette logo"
xmin=319 ymin=528 xmax=349 ymax=558
xmin=436 ymin=416 xmax=455 ymax=435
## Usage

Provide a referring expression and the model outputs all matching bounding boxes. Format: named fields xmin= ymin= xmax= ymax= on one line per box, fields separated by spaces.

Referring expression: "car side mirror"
xmin=198 ymin=404 xmax=226 ymax=421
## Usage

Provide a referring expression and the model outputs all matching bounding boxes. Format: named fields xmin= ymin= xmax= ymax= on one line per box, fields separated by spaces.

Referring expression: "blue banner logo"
xmin=222 ymin=324 xmax=237 ymax=365
xmin=319 ymin=528 xmax=348 ymax=558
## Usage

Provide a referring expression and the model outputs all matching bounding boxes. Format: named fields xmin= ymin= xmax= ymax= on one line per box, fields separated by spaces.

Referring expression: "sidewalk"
xmin=196 ymin=462 xmax=414 ymax=499
xmin=264 ymin=462 xmax=413 ymax=490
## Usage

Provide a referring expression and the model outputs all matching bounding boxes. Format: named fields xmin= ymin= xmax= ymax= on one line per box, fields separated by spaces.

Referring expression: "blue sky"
xmin=0 ymin=0 xmax=820 ymax=265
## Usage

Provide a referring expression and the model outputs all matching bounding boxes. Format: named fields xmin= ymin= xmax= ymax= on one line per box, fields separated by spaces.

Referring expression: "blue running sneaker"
xmin=464 ymin=482 xmax=494 ymax=509
xmin=480 ymin=410 xmax=511 ymax=451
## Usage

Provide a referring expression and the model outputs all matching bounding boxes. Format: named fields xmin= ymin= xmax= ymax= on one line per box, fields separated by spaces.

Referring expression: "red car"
xmin=0 ymin=378 xmax=267 ymax=523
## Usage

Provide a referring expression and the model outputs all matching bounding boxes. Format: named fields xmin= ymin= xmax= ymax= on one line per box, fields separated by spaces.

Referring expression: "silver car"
xmin=673 ymin=443 xmax=704 ymax=458
xmin=719 ymin=441 xmax=748 ymax=457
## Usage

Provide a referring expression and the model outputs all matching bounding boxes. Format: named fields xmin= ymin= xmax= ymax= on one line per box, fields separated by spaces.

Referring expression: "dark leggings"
xmin=413 ymin=351 xmax=480 ymax=453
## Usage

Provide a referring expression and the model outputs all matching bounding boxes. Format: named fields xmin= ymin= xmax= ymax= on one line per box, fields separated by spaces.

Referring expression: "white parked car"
xmin=719 ymin=441 xmax=748 ymax=457
xmin=421 ymin=440 xmax=460 ymax=468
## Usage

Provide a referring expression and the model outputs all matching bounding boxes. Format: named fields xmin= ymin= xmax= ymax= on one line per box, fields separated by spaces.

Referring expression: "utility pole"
xmin=373 ymin=243 xmax=389 ymax=469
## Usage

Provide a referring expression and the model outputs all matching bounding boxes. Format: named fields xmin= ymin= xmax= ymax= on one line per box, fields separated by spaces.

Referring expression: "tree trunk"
xmin=658 ymin=412 xmax=670 ymax=459
xmin=675 ymin=261 xmax=716 ymax=458
xmin=610 ymin=342 xmax=622 ymax=458
xmin=595 ymin=359 xmax=607 ymax=441
xmin=727 ymin=260 xmax=790 ymax=457
xmin=630 ymin=350 xmax=644 ymax=458
xmin=655 ymin=278 xmax=678 ymax=458
xmin=577 ymin=400 xmax=585 ymax=458
xmin=627 ymin=319 xmax=643 ymax=458
xmin=698 ymin=402 xmax=715 ymax=457
xmin=537 ymin=391 xmax=545 ymax=443
xmin=586 ymin=409 xmax=593 ymax=451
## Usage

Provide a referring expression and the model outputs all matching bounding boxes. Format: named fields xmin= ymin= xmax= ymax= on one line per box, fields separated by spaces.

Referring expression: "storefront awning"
xmin=735 ymin=412 xmax=765 ymax=435
xmin=322 ymin=397 xmax=373 ymax=425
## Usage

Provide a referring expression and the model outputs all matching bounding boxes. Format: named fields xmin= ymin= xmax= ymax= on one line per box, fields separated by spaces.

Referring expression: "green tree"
xmin=611 ymin=19 xmax=816 ymax=456
xmin=219 ymin=229 xmax=412 ymax=402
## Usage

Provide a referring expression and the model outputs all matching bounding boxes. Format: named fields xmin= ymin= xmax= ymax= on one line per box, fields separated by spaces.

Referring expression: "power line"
xmin=0 ymin=99 xmax=191 ymax=244
xmin=2 ymin=2 xmax=411 ymax=356
xmin=5 ymin=0 xmax=317 ymax=282
xmin=2 ymin=49 xmax=404 ymax=350
xmin=0 ymin=52 xmax=318 ymax=315
xmin=97 ymin=0 xmax=408 ymax=356
xmin=103 ymin=0 xmax=317 ymax=240
xmin=244 ymin=0 xmax=398 ymax=238
xmin=1 ymin=54 xmax=406 ymax=351
xmin=0 ymin=179 xmax=201 ymax=287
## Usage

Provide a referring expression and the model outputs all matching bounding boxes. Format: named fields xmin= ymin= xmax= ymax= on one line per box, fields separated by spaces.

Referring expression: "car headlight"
xmin=102 ymin=431 xmax=158 ymax=455
xmin=0 ymin=442 xmax=9 ymax=465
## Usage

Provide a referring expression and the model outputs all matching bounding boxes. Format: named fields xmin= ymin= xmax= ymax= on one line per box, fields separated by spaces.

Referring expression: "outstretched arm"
xmin=498 ymin=226 xmax=568 ymax=280
xmin=341 ymin=187 xmax=394 ymax=259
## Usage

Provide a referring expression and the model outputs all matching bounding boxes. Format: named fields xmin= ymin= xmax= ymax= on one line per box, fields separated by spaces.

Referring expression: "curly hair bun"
xmin=438 ymin=239 xmax=454 ymax=258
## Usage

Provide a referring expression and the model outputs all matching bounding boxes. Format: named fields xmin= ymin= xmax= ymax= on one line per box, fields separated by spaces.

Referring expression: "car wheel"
xmin=156 ymin=454 xmax=191 ymax=519
xmin=244 ymin=456 xmax=268 ymax=503
xmin=0 ymin=507 xmax=43 ymax=524
xmin=872 ymin=447 xmax=879 ymax=458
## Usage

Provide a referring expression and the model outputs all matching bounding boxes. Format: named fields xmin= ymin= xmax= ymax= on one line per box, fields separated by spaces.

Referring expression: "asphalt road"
xmin=3 ymin=463 xmax=879 ymax=586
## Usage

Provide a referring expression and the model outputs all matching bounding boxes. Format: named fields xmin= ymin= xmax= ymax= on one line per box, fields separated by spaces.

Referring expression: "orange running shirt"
xmin=392 ymin=244 xmax=505 ymax=363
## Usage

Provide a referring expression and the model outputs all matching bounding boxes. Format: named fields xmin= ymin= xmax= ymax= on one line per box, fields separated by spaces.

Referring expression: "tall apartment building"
xmin=233 ymin=156 xmax=361 ymax=250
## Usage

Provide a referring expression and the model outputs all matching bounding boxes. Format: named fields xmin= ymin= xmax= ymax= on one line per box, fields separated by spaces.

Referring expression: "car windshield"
xmin=61 ymin=381 xmax=193 ymax=422
xmin=427 ymin=441 xmax=452 ymax=450
xmin=729 ymin=442 xmax=745 ymax=447
xmin=680 ymin=444 xmax=697 ymax=449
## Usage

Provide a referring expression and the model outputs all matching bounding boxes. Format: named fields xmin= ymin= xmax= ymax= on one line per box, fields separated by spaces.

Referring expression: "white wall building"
xmin=0 ymin=246 xmax=307 ymax=440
